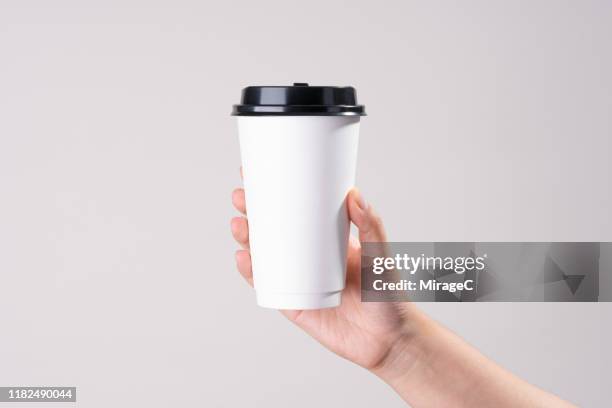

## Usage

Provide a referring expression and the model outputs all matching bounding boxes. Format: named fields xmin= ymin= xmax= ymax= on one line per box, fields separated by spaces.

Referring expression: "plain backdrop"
xmin=0 ymin=1 xmax=610 ymax=407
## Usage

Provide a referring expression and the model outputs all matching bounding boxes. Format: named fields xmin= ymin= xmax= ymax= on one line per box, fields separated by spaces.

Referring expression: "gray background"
xmin=0 ymin=1 xmax=609 ymax=407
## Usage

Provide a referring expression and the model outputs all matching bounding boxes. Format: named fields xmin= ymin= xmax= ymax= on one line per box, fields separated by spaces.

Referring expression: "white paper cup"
xmin=233 ymin=84 xmax=365 ymax=310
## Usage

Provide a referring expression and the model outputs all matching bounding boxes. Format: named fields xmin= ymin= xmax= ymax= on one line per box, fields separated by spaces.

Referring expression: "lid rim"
xmin=233 ymin=83 xmax=366 ymax=116
xmin=232 ymin=105 xmax=366 ymax=116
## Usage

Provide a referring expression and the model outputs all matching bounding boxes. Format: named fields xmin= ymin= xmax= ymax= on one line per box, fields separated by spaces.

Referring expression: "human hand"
xmin=231 ymin=182 xmax=418 ymax=372
xmin=230 ymin=175 xmax=575 ymax=408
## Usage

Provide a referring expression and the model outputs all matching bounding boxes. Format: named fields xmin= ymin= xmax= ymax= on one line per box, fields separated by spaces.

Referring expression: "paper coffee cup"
xmin=232 ymin=83 xmax=365 ymax=310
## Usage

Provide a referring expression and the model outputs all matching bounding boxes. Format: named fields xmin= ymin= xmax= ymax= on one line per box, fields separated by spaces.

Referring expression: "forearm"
xmin=372 ymin=307 xmax=575 ymax=408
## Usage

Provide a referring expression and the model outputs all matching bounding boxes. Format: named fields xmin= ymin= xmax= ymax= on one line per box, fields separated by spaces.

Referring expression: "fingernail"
xmin=356 ymin=189 xmax=367 ymax=211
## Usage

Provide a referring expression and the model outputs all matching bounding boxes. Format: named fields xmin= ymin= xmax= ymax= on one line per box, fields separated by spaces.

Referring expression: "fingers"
xmin=232 ymin=188 xmax=247 ymax=214
xmin=230 ymin=217 xmax=249 ymax=248
xmin=347 ymin=188 xmax=387 ymax=243
xmin=233 ymin=167 xmax=252 ymax=286
xmin=235 ymin=250 xmax=253 ymax=286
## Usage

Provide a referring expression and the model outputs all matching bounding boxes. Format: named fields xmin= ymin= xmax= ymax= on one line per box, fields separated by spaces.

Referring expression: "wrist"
xmin=368 ymin=305 xmax=576 ymax=408
xmin=369 ymin=305 xmax=432 ymax=387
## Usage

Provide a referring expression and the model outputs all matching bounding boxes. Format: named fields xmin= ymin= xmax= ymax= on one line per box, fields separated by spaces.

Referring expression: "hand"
xmin=230 ymin=175 xmax=575 ymax=408
xmin=231 ymin=184 xmax=417 ymax=372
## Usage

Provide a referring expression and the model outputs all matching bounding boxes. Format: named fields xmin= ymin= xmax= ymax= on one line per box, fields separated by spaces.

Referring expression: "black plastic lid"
xmin=232 ymin=83 xmax=366 ymax=116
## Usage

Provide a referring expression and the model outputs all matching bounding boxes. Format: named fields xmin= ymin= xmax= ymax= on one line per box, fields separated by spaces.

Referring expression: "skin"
xmin=230 ymin=178 xmax=576 ymax=407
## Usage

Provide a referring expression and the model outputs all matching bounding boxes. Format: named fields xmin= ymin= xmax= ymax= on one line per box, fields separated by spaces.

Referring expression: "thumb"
xmin=347 ymin=189 xmax=387 ymax=243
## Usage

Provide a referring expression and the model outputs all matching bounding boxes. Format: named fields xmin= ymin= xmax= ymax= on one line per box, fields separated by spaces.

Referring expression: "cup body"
xmin=237 ymin=116 xmax=360 ymax=309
